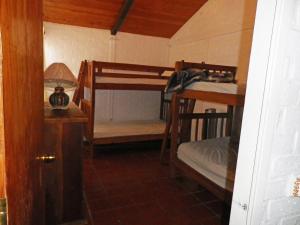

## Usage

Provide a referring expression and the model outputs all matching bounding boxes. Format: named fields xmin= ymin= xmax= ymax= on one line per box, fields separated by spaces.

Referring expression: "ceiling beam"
xmin=111 ymin=0 xmax=134 ymax=35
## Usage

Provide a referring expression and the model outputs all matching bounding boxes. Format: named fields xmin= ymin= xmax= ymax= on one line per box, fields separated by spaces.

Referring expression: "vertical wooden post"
xmin=159 ymin=91 xmax=165 ymax=120
xmin=226 ymin=105 xmax=234 ymax=136
xmin=0 ymin=28 xmax=5 ymax=200
xmin=175 ymin=60 xmax=184 ymax=72
xmin=170 ymin=93 xmax=180 ymax=176
xmin=0 ymin=104 xmax=4 ymax=200
xmin=160 ymin=60 xmax=185 ymax=163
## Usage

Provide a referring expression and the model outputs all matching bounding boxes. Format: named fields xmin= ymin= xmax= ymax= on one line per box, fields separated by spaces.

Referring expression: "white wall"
xmin=169 ymin=0 xmax=257 ymax=85
xmin=168 ymin=0 xmax=257 ymax=114
xmin=44 ymin=22 xmax=170 ymax=122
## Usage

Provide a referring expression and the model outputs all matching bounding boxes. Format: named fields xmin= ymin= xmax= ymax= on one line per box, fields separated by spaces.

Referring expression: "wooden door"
xmin=1 ymin=0 xmax=44 ymax=224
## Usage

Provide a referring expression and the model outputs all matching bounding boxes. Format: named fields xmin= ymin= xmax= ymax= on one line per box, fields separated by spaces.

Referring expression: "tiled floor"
xmin=83 ymin=143 xmax=229 ymax=225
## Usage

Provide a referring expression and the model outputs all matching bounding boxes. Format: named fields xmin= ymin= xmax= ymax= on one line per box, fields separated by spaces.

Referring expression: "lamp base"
xmin=49 ymin=86 xmax=70 ymax=110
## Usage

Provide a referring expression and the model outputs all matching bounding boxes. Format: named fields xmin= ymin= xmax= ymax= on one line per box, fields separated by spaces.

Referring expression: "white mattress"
xmin=96 ymin=76 xmax=245 ymax=95
xmin=186 ymin=82 xmax=246 ymax=95
xmin=96 ymin=77 xmax=168 ymax=86
xmin=177 ymin=137 xmax=238 ymax=191
xmin=94 ymin=120 xmax=166 ymax=138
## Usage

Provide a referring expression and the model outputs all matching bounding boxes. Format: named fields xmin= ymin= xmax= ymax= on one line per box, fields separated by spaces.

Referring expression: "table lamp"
xmin=44 ymin=63 xmax=77 ymax=110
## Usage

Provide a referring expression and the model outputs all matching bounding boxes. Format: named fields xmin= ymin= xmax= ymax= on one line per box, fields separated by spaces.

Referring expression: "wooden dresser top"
xmin=44 ymin=102 xmax=88 ymax=123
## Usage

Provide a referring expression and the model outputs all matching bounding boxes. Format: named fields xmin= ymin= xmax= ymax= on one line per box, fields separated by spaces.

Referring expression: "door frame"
xmin=230 ymin=0 xmax=278 ymax=224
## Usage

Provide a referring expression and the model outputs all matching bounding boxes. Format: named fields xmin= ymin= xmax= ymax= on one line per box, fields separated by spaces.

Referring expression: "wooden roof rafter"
xmin=111 ymin=0 xmax=134 ymax=35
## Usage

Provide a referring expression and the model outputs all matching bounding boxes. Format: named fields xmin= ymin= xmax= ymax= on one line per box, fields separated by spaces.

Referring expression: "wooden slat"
xmin=98 ymin=72 xmax=170 ymax=80
xmin=94 ymin=82 xmax=165 ymax=91
xmin=178 ymin=90 xmax=245 ymax=106
xmin=220 ymin=118 xmax=225 ymax=137
xmin=175 ymin=60 xmax=238 ymax=82
xmin=93 ymin=133 xmax=164 ymax=145
xmin=179 ymin=112 xmax=229 ymax=120
xmin=93 ymin=61 xmax=174 ymax=73
xmin=178 ymin=61 xmax=237 ymax=73
xmin=80 ymin=99 xmax=93 ymax=143
xmin=73 ymin=60 xmax=87 ymax=105
xmin=195 ymin=119 xmax=199 ymax=141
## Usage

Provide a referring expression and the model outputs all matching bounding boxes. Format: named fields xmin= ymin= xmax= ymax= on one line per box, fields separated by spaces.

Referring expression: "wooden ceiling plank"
xmin=44 ymin=2 xmax=120 ymax=18
xmin=43 ymin=0 xmax=208 ymax=38
xmin=111 ymin=0 xmax=134 ymax=35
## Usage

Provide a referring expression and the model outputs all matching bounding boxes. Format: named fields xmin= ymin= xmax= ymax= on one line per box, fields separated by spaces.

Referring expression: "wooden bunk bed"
xmin=78 ymin=60 xmax=174 ymax=154
xmin=167 ymin=61 xmax=245 ymax=205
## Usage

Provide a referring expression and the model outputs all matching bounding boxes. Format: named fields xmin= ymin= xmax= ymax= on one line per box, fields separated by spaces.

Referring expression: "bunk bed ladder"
xmin=73 ymin=60 xmax=88 ymax=106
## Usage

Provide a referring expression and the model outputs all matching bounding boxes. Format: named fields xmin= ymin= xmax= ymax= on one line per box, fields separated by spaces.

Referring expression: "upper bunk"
xmin=173 ymin=61 xmax=245 ymax=106
xmin=84 ymin=60 xmax=174 ymax=91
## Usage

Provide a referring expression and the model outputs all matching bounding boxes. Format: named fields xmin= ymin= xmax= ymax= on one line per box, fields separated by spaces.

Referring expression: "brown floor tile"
xmin=205 ymin=201 xmax=226 ymax=217
xmin=199 ymin=216 xmax=223 ymax=225
xmin=194 ymin=190 xmax=219 ymax=203
xmin=84 ymin=147 xmax=226 ymax=225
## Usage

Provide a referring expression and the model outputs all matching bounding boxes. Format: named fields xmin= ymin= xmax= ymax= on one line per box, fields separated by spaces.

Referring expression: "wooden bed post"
xmin=175 ymin=60 xmax=184 ymax=72
xmin=180 ymin=99 xmax=196 ymax=142
xmin=73 ymin=60 xmax=87 ymax=106
xmin=160 ymin=91 xmax=165 ymax=120
xmin=226 ymin=105 xmax=234 ymax=136
xmin=89 ymin=61 xmax=97 ymax=157
xmin=170 ymin=93 xmax=180 ymax=176
xmin=160 ymin=60 xmax=187 ymax=163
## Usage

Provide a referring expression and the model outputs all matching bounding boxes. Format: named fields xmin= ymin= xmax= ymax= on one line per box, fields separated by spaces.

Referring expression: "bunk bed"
xmin=79 ymin=60 xmax=174 ymax=155
xmin=167 ymin=61 xmax=245 ymax=205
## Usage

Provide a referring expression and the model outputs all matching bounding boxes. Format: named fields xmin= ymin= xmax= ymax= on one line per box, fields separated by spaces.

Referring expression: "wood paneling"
xmin=43 ymin=0 xmax=208 ymax=38
xmin=0 ymin=11 xmax=5 ymax=200
xmin=0 ymin=153 xmax=4 ymax=198
xmin=0 ymin=78 xmax=5 ymax=199
xmin=1 ymin=0 xmax=44 ymax=224
xmin=43 ymin=0 xmax=123 ymax=30
xmin=121 ymin=0 xmax=208 ymax=37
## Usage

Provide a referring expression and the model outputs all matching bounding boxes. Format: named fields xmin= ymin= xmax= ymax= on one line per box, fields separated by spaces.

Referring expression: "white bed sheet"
xmin=177 ymin=137 xmax=237 ymax=191
xmin=186 ymin=82 xmax=246 ymax=95
xmin=96 ymin=77 xmax=168 ymax=86
xmin=96 ymin=77 xmax=246 ymax=95
xmin=94 ymin=120 xmax=166 ymax=138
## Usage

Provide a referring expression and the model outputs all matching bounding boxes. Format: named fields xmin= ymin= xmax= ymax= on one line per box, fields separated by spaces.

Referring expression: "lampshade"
xmin=44 ymin=63 xmax=77 ymax=88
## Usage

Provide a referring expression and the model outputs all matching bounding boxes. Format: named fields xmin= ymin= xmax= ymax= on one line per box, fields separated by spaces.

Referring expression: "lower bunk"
xmin=175 ymin=137 xmax=236 ymax=202
xmin=169 ymin=91 xmax=244 ymax=208
xmin=93 ymin=120 xmax=166 ymax=145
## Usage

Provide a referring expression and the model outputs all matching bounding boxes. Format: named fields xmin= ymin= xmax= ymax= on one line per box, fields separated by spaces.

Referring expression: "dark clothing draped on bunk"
xmin=165 ymin=68 xmax=235 ymax=93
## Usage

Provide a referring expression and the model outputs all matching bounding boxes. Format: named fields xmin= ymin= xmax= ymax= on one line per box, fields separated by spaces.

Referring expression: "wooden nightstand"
xmin=43 ymin=103 xmax=88 ymax=225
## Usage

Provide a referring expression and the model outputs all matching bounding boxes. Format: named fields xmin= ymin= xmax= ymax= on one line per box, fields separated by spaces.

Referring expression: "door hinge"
xmin=0 ymin=198 xmax=7 ymax=225
xmin=233 ymin=200 xmax=248 ymax=211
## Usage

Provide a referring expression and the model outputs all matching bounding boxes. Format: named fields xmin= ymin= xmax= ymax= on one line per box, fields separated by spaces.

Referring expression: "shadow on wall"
xmin=236 ymin=0 xmax=258 ymax=84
